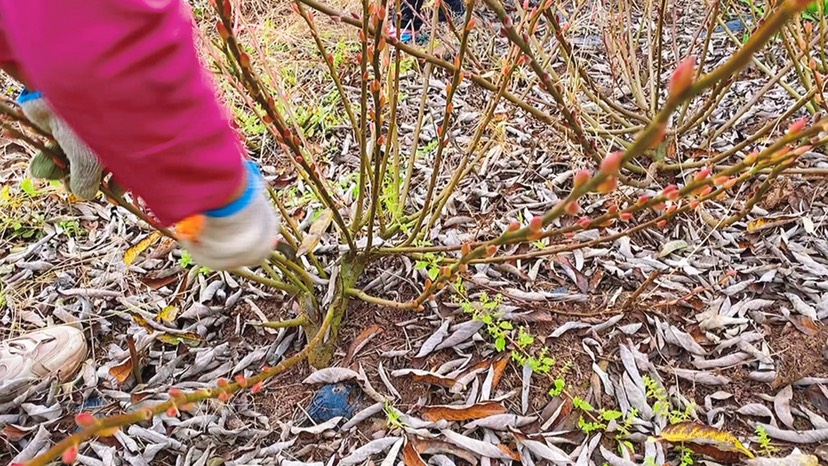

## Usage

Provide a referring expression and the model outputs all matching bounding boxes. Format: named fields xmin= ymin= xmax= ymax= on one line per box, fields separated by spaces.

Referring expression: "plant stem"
xmin=254 ymin=316 xmax=308 ymax=329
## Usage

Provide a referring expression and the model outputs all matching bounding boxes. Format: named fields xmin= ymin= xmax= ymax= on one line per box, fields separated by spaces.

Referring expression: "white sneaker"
xmin=0 ymin=326 xmax=87 ymax=385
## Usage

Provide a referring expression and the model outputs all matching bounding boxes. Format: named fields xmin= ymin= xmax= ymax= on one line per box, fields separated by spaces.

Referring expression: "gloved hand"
xmin=18 ymin=89 xmax=103 ymax=200
xmin=176 ymin=160 xmax=279 ymax=270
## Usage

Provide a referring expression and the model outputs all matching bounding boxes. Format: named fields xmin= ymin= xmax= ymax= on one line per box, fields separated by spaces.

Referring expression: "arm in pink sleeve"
xmin=0 ymin=0 xmax=244 ymax=226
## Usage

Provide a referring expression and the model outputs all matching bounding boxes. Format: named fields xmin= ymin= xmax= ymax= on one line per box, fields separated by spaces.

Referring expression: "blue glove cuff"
xmin=205 ymin=160 xmax=263 ymax=218
xmin=17 ymin=88 xmax=43 ymax=104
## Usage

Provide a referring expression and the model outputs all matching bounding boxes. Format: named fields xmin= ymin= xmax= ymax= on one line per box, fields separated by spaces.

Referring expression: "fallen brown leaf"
xmin=402 ymin=437 xmax=427 ymax=466
xmin=109 ymin=358 xmax=134 ymax=384
xmin=790 ymin=315 xmax=820 ymax=336
xmin=490 ymin=355 xmax=510 ymax=390
xmin=412 ymin=437 xmax=479 ymax=465
xmin=2 ymin=423 xmax=34 ymax=441
xmin=342 ymin=324 xmax=383 ymax=367
xmin=139 ymin=274 xmax=179 ymax=290
xmin=421 ymin=401 xmax=508 ymax=421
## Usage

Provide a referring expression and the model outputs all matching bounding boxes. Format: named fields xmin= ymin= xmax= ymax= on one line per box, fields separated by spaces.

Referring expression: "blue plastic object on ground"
xmin=306 ymin=383 xmax=360 ymax=423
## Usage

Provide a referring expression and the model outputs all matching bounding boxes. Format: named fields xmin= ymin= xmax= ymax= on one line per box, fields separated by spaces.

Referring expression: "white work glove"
xmin=18 ymin=89 xmax=103 ymax=200
xmin=177 ymin=160 xmax=280 ymax=270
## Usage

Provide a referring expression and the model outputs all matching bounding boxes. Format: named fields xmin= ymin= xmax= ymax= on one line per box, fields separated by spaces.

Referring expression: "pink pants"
xmin=0 ymin=0 xmax=244 ymax=226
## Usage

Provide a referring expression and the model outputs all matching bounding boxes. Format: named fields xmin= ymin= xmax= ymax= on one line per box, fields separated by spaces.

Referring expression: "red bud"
xmin=607 ymin=204 xmax=619 ymax=214
xmin=251 ymin=382 xmax=264 ymax=394
xmin=218 ymin=391 xmax=231 ymax=402
xmin=217 ymin=21 xmax=230 ymax=40
xmin=217 ymin=378 xmax=229 ymax=387
xmin=467 ymin=18 xmax=476 ymax=31
xmin=169 ymin=388 xmax=184 ymax=398
xmin=486 ymin=245 xmax=498 ymax=257
xmin=652 ymin=202 xmax=666 ymax=212
xmin=744 ymin=151 xmax=759 ymax=165
xmin=713 ymin=176 xmax=729 ymax=186
xmin=699 ymin=186 xmax=714 ymax=196
xmin=166 ymin=407 xmax=179 ymax=417
xmin=637 ymin=194 xmax=651 ymax=205
xmin=529 ymin=217 xmax=543 ymax=232
xmin=689 ymin=200 xmax=700 ymax=209
xmin=577 ymin=217 xmax=591 ymax=228
xmin=461 ymin=243 xmax=472 ymax=255
xmin=619 ymin=212 xmax=633 ymax=222
xmin=656 ymin=219 xmax=667 ymax=228
xmin=239 ymin=52 xmax=251 ymax=69
xmin=235 ymin=374 xmax=248 ymax=388
xmin=565 ymin=201 xmax=580 ymax=216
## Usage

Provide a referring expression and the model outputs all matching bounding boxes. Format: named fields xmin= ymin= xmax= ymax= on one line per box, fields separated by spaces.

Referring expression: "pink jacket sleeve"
xmin=0 ymin=0 xmax=245 ymax=226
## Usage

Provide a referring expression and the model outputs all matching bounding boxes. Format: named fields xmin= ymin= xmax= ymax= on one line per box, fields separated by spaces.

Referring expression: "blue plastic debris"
xmin=306 ymin=383 xmax=361 ymax=423
xmin=714 ymin=18 xmax=749 ymax=34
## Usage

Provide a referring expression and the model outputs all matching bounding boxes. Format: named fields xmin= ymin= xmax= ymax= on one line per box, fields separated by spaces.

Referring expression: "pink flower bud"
xmin=662 ymin=184 xmax=680 ymax=200
xmin=619 ymin=212 xmax=633 ymax=222
xmin=788 ymin=117 xmax=808 ymax=134
xmin=600 ymin=151 xmax=623 ymax=175
xmin=669 ymin=57 xmax=696 ymax=97
xmin=486 ymin=245 xmax=498 ymax=257
xmin=693 ymin=167 xmax=712 ymax=182
xmin=251 ymin=382 xmax=264 ymax=394
xmin=596 ymin=176 xmax=618 ymax=194
xmin=657 ymin=220 xmax=667 ymax=229
xmin=565 ymin=201 xmax=580 ymax=216
xmin=75 ymin=412 xmax=96 ymax=428
xmin=235 ymin=374 xmax=249 ymax=388
xmin=577 ymin=217 xmax=591 ymax=228
xmin=637 ymin=194 xmax=650 ymax=205
xmin=63 ymin=445 xmax=79 ymax=464
xmin=508 ymin=220 xmax=521 ymax=232
xmin=713 ymin=176 xmax=729 ymax=186
xmin=573 ymin=169 xmax=591 ymax=188
xmin=529 ymin=216 xmax=543 ymax=232
xmin=167 ymin=407 xmax=179 ymax=417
